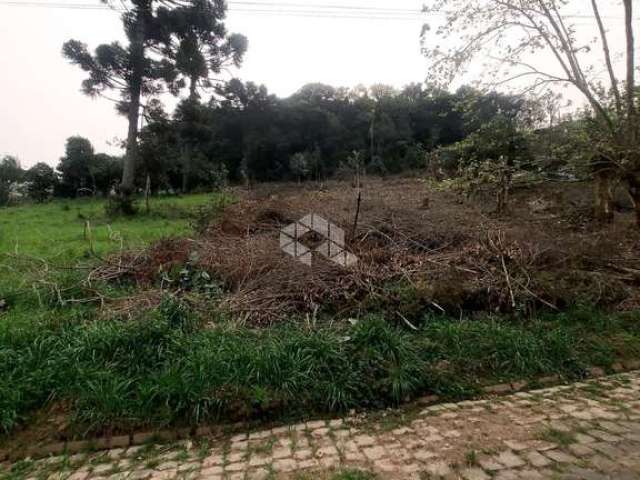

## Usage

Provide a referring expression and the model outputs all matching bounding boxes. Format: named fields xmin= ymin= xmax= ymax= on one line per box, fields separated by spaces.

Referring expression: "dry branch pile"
xmin=96 ymin=178 xmax=640 ymax=324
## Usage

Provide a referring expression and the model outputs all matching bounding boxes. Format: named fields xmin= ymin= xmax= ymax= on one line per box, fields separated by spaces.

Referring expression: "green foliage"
xmin=0 ymin=156 xmax=23 ymax=185
xmin=539 ymin=428 xmax=576 ymax=447
xmin=1 ymin=305 xmax=638 ymax=435
xmin=54 ymin=137 xmax=122 ymax=199
xmin=26 ymin=163 xmax=57 ymax=202
xmin=0 ymin=156 xmax=24 ymax=207
xmin=56 ymin=136 xmax=96 ymax=197
xmin=105 ymin=195 xmax=138 ymax=217
xmin=137 ymin=84 xmax=534 ymax=187
xmin=165 ymin=0 xmax=248 ymax=98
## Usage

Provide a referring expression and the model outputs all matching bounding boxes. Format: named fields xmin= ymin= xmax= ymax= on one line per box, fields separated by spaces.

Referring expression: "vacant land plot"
xmin=0 ymin=179 xmax=639 ymax=453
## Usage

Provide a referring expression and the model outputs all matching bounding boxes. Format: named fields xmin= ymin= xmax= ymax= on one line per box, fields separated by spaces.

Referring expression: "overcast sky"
xmin=0 ymin=0 xmax=634 ymax=168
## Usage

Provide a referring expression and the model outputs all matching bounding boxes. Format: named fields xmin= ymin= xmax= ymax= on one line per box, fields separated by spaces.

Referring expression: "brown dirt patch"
xmin=95 ymin=178 xmax=640 ymax=324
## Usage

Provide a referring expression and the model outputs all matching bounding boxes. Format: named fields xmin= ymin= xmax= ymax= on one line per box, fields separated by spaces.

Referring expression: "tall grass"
xmin=1 ymin=303 xmax=638 ymax=436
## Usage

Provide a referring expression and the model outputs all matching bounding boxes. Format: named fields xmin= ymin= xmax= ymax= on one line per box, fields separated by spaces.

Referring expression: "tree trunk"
xmin=120 ymin=10 xmax=146 ymax=208
xmin=181 ymin=146 xmax=190 ymax=194
xmin=623 ymin=0 xmax=635 ymax=124
xmin=181 ymin=77 xmax=199 ymax=194
xmin=628 ymin=175 xmax=640 ymax=227
xmin=594 ymin=170 xmax=614 ymax=223
xmin=189 ymin=75 xmax=198 ymax=101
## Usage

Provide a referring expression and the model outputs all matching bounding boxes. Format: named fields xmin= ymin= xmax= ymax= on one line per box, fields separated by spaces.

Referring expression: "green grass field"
xmin=0 ymin=194 xmax=226 ymax=261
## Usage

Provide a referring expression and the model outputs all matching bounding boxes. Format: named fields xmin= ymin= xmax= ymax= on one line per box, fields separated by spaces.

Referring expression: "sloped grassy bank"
xmin=1 ymin=300 xmax=639 ymax=438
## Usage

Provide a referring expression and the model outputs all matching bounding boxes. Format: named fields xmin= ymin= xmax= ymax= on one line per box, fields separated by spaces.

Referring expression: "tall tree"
xmin=0 ymin=156 xmax=23 ymax=185
xmin=421 ymin=0 xmax=638 ymax=224
xmin=57 ymin=136 xmax=95 ymax=197
xmin=162 ymin=0 xmax=247 ymax=101
xmin=161 ymin=0 xmax=247 ymax=192
xmin=26 ymin=163 xmax=58 ymax=202
xmin=62 ymin=0 xmax=183 ymax=210
xmin=0 ymin=156 xmax=24 ymax=206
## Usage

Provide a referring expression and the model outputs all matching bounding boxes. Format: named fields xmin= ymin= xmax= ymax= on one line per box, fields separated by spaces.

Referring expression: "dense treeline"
xmin=0 ymin=139 xmax=121 ymax=205
xmin=0 ymin=81 xmax=560 ymax=204
xmin=135 ymin=81 xmax=542 ymax=192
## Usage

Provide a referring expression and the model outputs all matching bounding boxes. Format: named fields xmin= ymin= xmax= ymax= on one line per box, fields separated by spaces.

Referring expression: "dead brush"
xmin=87 ymin=179 xmax=640 ymax=323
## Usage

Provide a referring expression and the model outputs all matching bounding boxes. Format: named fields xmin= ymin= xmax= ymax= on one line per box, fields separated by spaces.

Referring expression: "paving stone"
xmin=599 ymin=421 xmax=629 ymax=434
xmin=525 ymin=451 xmax=551 ymax=468
xmin=570 ymin=410 xmax=595 ymax=420
xmin=177 ymin=461 xmax=200 ymax=472
xmin=566 ymin=466 xmax=611 ymax=480
xmin=530 ymin=440 xmax=557 ymax=451
xmin=412 ymin=449 xmax=438 ymax=461
xmin=271 ymin=447 xmax=291 ymax=459
xmin=247 ymin=467 xmax=270 ymax=479
xmin=150 ymin=470 xmax=178 ymax=480
xmin=310 ymin=427 xmax=331 ymax=438
xmin=519 ymin=469 xmax=544 ymax=479
xmin=248 ymin=455 xmax=270 ymax=467
xmin=575 ymin=432 xmax=597 ymax=444
xmin=316 ymin=445 xmax=339 ymax=458
xmin=90 ymin=464 xmax=114 ymax=476
xmin=549 ymin=420 xmax=572 ymax=432
xmin=362 ymin=446 xmax=386 ymax=461
xmin=129 ymin=469 xmax=154 ymax=480
xmin=589 ymin=442 xmax=627 ymax=458
xmin=496 ymin=450 xmax=525 ymax=468
xmin=590 ymin=408 xmax=620 ymax=420
xmin=305 ymin=420 xmax=326 ymax=430
xmin=230 ymin=440 xmax=249 ymax=452
xmin=272 ymin=458 xmax=297 ymax=472
xmin=66 ymin=471 xmax=89 ymax=480
xmin=568 ymin=443 xmax=595 ymax=456
xmin=623 ymin=432 xmax=640 ymax=442
xmin=373 ymin=458 xmax=396 ymax=473
xmin=478 ymin=457 xmax=504 ymax=471
xmin=248 ymin=430 xmax=271 ymax=440
xmin=293 ymin=449 xmax=312 ymax=460
xmin=422 ymin=460 xmax=451 ymax=476
xmin=224 ymin=462 xmax=246 ymax=473
xmin=460 ymin=467 xmax=490 ymax=480
xmin=588 ymin=429 xmax=623 ymax=442
xmin=544 ymin=449 xmax=578 ymax=464
xmin=200 ymin=465 xmax=223 ymax=476
xmin=344 ymin=450 xmax=366 ymax=462
xmin=154 ymin=461 xmax=179 ymax=471
xmin=494 ymin=471 xmax=519 ymax=480
xmin=328 ymin=419 xmax=343 ymax=428
xmin=590 ymin=454 xmax=620 ymax=471
xmin=503 ymin=440 xmax=528 ymax=451
xmin=353 ymin=435 xmax=376 ymax=447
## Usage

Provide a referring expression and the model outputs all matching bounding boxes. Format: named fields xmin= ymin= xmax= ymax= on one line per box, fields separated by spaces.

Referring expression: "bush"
xmin=105 ymin=196 xmax=138 ymax=217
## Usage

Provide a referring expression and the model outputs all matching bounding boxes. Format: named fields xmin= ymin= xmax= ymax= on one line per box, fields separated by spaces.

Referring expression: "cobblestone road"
xmin=3 ymin=372 xmax=640 ymax=480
